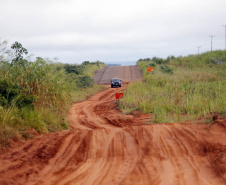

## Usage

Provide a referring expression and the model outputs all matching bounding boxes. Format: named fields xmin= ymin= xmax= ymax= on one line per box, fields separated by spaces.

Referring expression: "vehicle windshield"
xmin=112 ymin=79 xmax=120 ymax=82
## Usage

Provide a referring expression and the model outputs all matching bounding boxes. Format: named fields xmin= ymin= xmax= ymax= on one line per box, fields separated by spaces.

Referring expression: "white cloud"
xmin=0 ymin=0 xmax=226 ymax=64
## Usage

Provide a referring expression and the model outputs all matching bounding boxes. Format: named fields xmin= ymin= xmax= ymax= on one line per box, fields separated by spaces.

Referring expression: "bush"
xmin=0 ymin=95 xmax=7 ymax=105
xmin=137 ymin=58 xmax=151 ymax=62
xmin=0 ymin=79 xmax=20 ymax=105
xmin=160 ymin=65 xmax=173 ymax=74
xmin=64 ymin=64 xmax=84 ymax=75
xmin=149 ymin=63 xmax=156 ymax=67
xmin=76 ymin=75 xmax=94 ymax=88
xmin=152 ymin=57 xmax=169 ymax=64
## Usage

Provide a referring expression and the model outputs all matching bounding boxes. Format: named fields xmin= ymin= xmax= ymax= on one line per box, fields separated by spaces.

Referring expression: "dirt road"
xmin=93 ymin=66 xmax=143 ymax=84
xmin=0 ymin=85 xmax=225 ymax=185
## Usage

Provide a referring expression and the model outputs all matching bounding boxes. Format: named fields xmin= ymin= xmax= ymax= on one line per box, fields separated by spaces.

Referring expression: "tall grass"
xmin=0 ymin=43 xmax=106 ymax=147
xmin=119 ymin=50 xmax=226 ymax=123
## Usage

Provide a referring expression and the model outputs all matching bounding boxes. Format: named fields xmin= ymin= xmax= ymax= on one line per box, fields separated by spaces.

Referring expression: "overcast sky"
xmin=1 ymin=0 xmax=226 ymax=65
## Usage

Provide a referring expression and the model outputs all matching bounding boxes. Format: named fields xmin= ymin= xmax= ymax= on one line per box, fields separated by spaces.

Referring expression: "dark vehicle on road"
xmin=111 ymin=78 xmax=121 ymax=88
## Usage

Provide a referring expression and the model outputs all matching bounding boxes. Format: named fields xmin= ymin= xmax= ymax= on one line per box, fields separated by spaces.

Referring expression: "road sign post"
xmin=147 ymin=67 xmax=154 ymax=72
xmin=115 ymin=93 xmax=123 ymax=99
xmin=115 ymin=93 xmax=123 ymax=105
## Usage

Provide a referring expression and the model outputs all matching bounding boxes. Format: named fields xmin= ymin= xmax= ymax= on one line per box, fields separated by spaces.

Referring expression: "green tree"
xmin=11 ymin=41 xmax=28 ymax=63
xmin=82 ymin=61 xmax=90 ymax=65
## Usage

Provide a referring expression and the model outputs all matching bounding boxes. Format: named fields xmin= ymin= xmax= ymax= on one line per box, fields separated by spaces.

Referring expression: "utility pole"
xmin=209 ymin=35 xmax=215 ymax=51
xmin=223 ymin=25 xmax=226 ymax=50
xmin=197 ymin=46 xmax=201 ymax=54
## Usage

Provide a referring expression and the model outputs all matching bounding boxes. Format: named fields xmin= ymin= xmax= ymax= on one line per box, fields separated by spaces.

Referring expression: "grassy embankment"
xmin=0 ymin=41 xmax=106 ymax=148
xmin=119 ymin=51 xmax=226 ymax=123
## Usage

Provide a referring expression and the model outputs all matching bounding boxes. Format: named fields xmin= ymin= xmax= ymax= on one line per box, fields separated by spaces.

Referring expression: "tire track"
xmin=0 ymin=88 xmax=225 ymax=185
xmin=25 ymin=131 xmax=88 ymax=185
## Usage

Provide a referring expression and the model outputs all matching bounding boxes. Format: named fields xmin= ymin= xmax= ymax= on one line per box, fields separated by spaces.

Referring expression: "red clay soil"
xmin=0 ymin=86 xmax=225 ymax=185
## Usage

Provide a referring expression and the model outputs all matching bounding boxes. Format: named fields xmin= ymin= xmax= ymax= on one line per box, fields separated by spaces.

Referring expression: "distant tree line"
xmin=137 ymin=56 xmax=176 ymax=64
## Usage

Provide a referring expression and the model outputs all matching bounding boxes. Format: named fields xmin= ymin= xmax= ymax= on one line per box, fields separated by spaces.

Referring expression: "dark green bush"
xmin=0 ymin=95 xmax=8 ymax=106
xmin=64 ymin=64 xmax=84 ymax=75
xmin=82 ymin=61 xmax=90 ymax=65
xmin=0 ymin=80 xmax=37 ymax=108
xmin=153 ymin=57 xmax=168 ymax=64
xmin=16 ymin=95 xmax=37 ymax=108
xmin=149 ymin=63 xmax=156 ymax=67
xmin=160 ymin=65 xmax=173 ymax=74
xmin=137 ymin=58 xmax=151 ymax=62
xmin=76 ymin=75 xmax=94 ymax=88
xmin=0 ymin=80 xmax=20 ymax=105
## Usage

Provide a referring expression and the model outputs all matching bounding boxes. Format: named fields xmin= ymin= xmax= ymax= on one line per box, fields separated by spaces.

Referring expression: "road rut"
xmin=0 ymin=86 xmax=225 ymax=185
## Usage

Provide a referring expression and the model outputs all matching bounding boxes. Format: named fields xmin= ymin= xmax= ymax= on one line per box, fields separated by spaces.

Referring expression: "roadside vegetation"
xmin=119 ymin=51 xmax=226 ymax=123
xmin=0 ymin=39 xmax=106 ymax=148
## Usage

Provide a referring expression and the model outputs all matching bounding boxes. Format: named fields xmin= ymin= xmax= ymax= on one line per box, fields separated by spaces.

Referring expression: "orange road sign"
xmin=115 ymin=93 xmax=124 ymax=99
xmin=147 ymin=67 xmax=154 ymax=72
